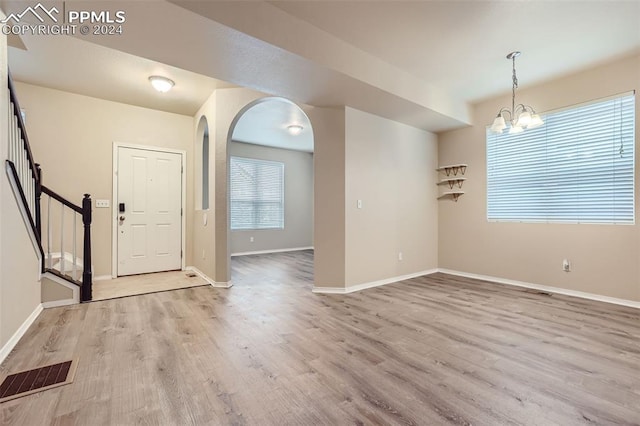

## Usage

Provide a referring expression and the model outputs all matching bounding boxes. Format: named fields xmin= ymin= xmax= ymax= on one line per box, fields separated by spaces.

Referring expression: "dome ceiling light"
xmin=149 ymin=75 xmax=175 ymax=93
xmin=287 ymin=124 xmax=303 ymax=135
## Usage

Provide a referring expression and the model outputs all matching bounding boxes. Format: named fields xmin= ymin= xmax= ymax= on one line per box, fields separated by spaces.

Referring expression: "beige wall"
xmin=0 ymin=189 xmax=42 ymax=348
xmin=345 ymin=107 xmax=439 ymax=286
xmin=14 ymin=82 xmax=194 ymax=277
xmin=229 ymin=141 xmax=313 ymax=254
xmin=309 ymin=106 xmax=347 ymax=288
xmin=41 ymin=276 xmax=73 ymax=303
xmin=192 ymin=90 xmax=217 ymax=281
xmin=0 ymin=10 xmax=5 ymax=348
xmin=438 ymin=53 xmax=640 ymax=302
xmin=0 ymin=25 xmax=42 ymax=350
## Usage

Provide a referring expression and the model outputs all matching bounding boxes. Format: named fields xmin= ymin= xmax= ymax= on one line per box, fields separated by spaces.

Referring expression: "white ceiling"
xmin=4 ymin=0 xmax=640 ymax=132
xmin=268 ymin=1 xmax=640 ymax=103
xmin=8 ymin=32 xmax=234 ymax=116
xmin=232 ymin=98 xmax=314 ymax=152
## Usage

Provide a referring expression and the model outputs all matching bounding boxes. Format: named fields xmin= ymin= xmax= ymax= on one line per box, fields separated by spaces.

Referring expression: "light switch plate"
xmin=96 ymin=199 xmax=110 ymax=208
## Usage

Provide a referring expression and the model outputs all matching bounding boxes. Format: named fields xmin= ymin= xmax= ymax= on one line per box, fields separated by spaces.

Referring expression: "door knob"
xmin=119 ymin=216 xmax=126 ymax=221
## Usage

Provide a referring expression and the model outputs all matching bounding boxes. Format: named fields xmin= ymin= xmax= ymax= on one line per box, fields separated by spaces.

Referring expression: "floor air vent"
xmin=0 ymin=359 xmax=77 ymax=403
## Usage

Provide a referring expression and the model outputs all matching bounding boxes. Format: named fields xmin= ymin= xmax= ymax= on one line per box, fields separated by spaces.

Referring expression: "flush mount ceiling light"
xmin=148 ymin=75 xmax=174 ymax=93
xmin=490 ymin=52 xmax=544 ymax=134
xmin=287 ymin=124 xmax=304 ymax=135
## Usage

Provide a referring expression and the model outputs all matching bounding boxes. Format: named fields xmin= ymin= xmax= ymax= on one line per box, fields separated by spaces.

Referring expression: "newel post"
xmin=81 ymin=194 xmax=93 ymax=302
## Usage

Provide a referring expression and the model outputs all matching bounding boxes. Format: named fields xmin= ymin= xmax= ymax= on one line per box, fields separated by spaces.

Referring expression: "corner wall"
xmin=345 ymin=107 xmax=439 ymax=287
xmin=309 ymin=106 xmax=346 ymax=288
xmin=438 ymin=53 xmax=640 ymax=302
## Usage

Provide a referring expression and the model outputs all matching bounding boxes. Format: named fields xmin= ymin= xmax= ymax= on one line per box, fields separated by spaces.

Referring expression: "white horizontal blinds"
xmin=230 ymin=156 xmax=284 ymax=230
xmin=487 ymin=93 xmax=635 ymax=223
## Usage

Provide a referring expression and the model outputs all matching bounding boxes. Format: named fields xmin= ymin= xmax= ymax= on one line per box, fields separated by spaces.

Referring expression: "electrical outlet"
xmin=250 ymin=237 xmax=254 ymax=243
xmin=562 ymin=259 xmax=571 ymax=272
xmin=398 ymin=252 xmax=403 ymax=261
xmin=357 ymin=199 xmax=363 ymax=209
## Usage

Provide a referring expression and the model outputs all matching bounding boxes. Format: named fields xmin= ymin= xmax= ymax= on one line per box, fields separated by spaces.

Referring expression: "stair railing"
xmin=40 ymin=185 xmax=93 ymax=301
xmin=7 ymin=74 xmax=39 ymax=235
xmin=6 ymin=73 xmax=93 ymax=302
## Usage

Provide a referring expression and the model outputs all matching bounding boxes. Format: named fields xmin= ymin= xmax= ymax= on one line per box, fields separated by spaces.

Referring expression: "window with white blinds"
xmin=230 ymin=156 xmax=284 ymax=230
xmin=487 ymin=92 xmax=635 ymax=224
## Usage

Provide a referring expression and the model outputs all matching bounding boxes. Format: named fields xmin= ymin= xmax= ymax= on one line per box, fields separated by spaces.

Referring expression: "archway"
xmin=226 ymin=97 xmax=314 ymax=286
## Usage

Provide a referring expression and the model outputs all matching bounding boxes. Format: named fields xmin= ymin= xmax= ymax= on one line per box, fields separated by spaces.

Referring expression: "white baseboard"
xmin=231 ymin=246 xmax=314 ymax=257
xmin=0 ymin=304 xmax=43 ymax=365
xmin=42 ymin=299 xmax=76 ymax=309
xmin=313 ymin=269 xmax=438 ymax=294
xmin=438 ymin=268 xmax=640 ymax=309
xmin=185 ymin=266 xmax=233 ymax=289
xmin=93 ymin=275 xmax=112 ymax=281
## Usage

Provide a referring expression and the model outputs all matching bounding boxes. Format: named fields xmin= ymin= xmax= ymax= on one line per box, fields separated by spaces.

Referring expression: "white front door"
xmin=117 ymin=146 xmax=182 ymax=276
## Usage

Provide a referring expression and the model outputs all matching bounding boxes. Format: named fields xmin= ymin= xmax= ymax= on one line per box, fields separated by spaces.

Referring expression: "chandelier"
xmin=490 ymin=51 xmax=544 ymax=134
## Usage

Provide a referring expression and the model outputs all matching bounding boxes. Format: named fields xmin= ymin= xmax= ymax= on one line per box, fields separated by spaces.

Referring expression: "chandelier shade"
xmin=490 ymin=52 xmax=543 ymax=134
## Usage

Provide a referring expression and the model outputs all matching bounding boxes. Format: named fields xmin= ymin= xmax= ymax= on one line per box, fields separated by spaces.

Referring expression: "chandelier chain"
xmin=511 ymin=55 xmax=518 ymax=115
xmin=490 ymin=51 xmax=544 ymax=134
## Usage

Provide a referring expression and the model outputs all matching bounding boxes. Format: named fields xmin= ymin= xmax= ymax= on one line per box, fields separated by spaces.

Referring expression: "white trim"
xmin=312 ymin=269 xmax=438 ymax=294
xmin=93 ymin=275 xmax=112 ymax=281
xmin=186 ymin=266 xmax=233 ymax=289
xmin=112 ymin=143 xmax=187 ymax=278
xmin=0 ymin=304 xmax=43 ymax=365
xmin=42 ymin=299 xmax=76 ymax=309
xmin=5 ymin=162 xmax=42 ymax=260
xmin=111 ymin=144 xmax=118 ymax=278
xmin=42 ymin=271 xmax=80 ymax=303
xmin=311 ymin=286 xmax=348 ymax=294
xmin=438 ymin=269 xmax=640 ymax=309
xmin=311 ymin=267 xmax=640 ymax=308
xmin=185 ymin=266 xmax=213 ymax=284
xmin=231 ymin=246 xmax=314 ymax=257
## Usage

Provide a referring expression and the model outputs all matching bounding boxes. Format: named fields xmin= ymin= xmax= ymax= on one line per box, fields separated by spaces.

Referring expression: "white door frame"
xmin=111 ymin=142 xmax=187 ymax=278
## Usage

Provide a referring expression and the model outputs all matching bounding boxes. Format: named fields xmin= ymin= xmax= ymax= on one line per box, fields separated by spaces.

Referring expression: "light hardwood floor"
xmin=1 ymin=250 xmax=638 ymax=425
xmin=92 ymin=270 xmax=209 ymax=301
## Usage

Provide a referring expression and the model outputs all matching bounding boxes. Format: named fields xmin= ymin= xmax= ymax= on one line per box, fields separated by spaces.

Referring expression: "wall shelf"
xmin=437 ymin=164 xmax=467 ymax=202
xmin=436 ymin=164 xmax=467 ymax=176
xmin=437 ymin=177 xmax=466 ymax=189
xmin=438 ymin=191 xmax=464 ymax=202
